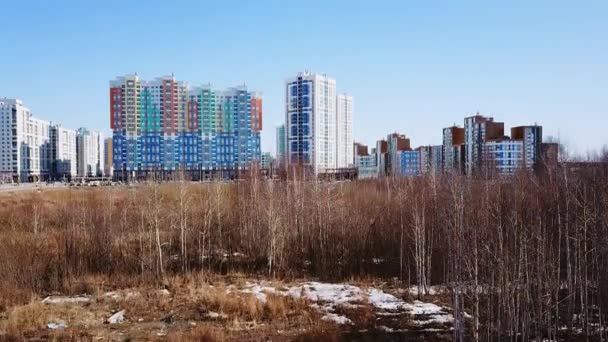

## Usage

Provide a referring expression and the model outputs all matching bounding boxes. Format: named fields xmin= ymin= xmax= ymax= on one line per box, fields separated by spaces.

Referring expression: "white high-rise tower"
xmin=336 ymin=94 xmax=354 ymax=168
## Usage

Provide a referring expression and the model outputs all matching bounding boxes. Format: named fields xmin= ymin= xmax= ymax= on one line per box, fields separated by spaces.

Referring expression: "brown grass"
xmin=168 ymin=325 xmax=227 ymax=342
xmin=0 ymin=165 xmax=607 ymax=339
xmin=2 ymin=300 xmax=48 ymax=335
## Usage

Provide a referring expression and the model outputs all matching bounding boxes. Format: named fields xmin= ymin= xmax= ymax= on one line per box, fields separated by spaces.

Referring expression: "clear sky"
xmin=0 ymin=0 xmax=606 ymax=155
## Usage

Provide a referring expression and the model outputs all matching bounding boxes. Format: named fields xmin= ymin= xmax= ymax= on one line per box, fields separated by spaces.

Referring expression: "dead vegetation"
xmin=0 ymin=163 xmax=607 ymax=340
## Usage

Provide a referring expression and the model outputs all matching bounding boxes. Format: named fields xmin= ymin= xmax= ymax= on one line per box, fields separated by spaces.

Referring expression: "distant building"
xmin=261 ymin=152 xmax=272 ymax=170
xmin=464 ymin=114 xmax=504 ymax=175
xmin=286 ymin=72 xmax=336 ymax=174
xmin=511 ymin=125 xmax=542 ymax=170
xmin=386 ymin=133 xmax=411 ymax=176
xmin=400 ymin=150 xmax=420 ymax=176
xmin=430 ymin=145 xmax=443 ymax=173
xmin=336 ymin=94 xmax=354 ymax=168
xmin=285 ymin=71 xmax=353 ymax=176
xmin=442 ymin=126 xmax=465 ymax=172
xmin=77 ymin=128 xmax=104 ymax=177
xmin=50 ymin=125 xmax=77 ymax=180
xmin=484 ymin=138 xmax=524 ymax=174
xmin=418 ymin=145 xmax=443 ymax=174
xmin=0 ymin=98 xmax=52 ymax=182
xmin=375 ymin=139 xmax=388 ymax=177
xmin=104 ymin=137 xmax=113 ymax=177
xmin=276 ymin=124 xmax=286 ymax=166
xmin=354 ymin=142 xmax=378 ymax=179
xmin=110 ymin=74 xmax=262 ymax=180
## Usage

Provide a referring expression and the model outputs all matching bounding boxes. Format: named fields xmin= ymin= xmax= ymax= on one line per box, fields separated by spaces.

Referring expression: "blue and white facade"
xmin=286 ymin=72 xmax=336 ymax=174
xmin=400 ymin=150 xmax=420 ymax=176
xmin=484 ymin=139 xmax=524 ymax=174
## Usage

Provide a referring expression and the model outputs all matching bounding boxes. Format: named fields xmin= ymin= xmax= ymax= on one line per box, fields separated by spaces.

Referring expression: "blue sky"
xmin=0 ymin=0 xmax=606 ymax=155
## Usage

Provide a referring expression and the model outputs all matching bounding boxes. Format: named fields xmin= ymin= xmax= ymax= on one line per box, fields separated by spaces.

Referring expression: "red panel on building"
xmin=162 ymin=80 xmax=178 ymax=134
xmin=110 ymin=87 xmax=123 ymax=129
xmin=187 ymin=100 xmax=199 ymax=131
xmin=250 ymin=97 xmax=262 ymax=132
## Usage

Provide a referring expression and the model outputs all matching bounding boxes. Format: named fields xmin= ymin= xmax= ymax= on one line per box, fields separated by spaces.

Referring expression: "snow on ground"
xmin=367 ymin=288 xmax=406 ymax=311
xmin=241 ymin=281 xmax=454 ymax=329
xmin=42 ymin=295 xmax=91 ymax=305
xmin=406 ymin=301 xmax=453 ymax=325
xmin=241 ymin=282 xmax=277 ymax=303
xmin=321 ymin=312 xmax=353 ymax=325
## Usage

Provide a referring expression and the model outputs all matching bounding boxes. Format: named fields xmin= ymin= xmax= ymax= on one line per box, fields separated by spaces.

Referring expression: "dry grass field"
xmin=0 ymin=166 xmax=607 ymax=340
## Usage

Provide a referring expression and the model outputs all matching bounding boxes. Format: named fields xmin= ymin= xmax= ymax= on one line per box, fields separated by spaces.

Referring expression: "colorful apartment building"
xmin=110 ymin=74 xmax=262 ymax=180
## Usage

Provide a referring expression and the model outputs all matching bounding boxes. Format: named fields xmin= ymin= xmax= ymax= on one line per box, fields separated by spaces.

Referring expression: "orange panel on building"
xmin=250 ymin=97 xmax=262 ymax=132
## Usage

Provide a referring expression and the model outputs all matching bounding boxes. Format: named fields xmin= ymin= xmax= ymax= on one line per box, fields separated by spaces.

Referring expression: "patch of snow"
xmin=103 ymin=290 xmax=140 ymax=300
xmin=108 ymin=310 xmax=125 ymax=324
xmin=290 ymin=282 xmax=364 ymax=305
xmin=238 ymin=281 xmax=455 ymax=330
xmin=406 ymin=301 xmax=453 ymax=325
xmin=321 ymin=313 xmax=353 ymax=325
xmin=47 ymin=321 xmax=67 ymax=329
xmin=406 ymin=301 xmax=444 ymax=315
xmin=242 ymin=282 xmax=277 ymax=304
xmin=367 ymin=288 xmax=406 ymax=311
xmin=42 ymin=295 xmax=91 ymax=305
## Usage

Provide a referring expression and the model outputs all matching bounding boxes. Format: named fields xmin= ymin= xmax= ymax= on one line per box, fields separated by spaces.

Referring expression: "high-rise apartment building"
xmin=275 ymin=124 xmax=286 ymax=165
xmin=418 ymin=145 xmax=443 ymax=174
xmin=386 ymin=133 xmax=411 ymax=176
xmin=77 ymin=128 xmax=104 ymax=177
xmin=285 ymin=71 xmax=353 ymax=175
xmin=375 ymin=139 xmax=388 ymax=177
xmin=0 ymin=98 xmax=51 ymax=182
xmin=50 ymin=125 xmax=77 ymax=179
xmin=400 ymin=150 xmax=420 ymax=176
xmin=511 ymin=126 xmax=542 ymax=170
xmin=110 ymin=74 xmax=262 ymax=180
xmin=285 ymin=72 xmax=336 ymax=175
xmin=336 ymin=94 xmax=354 ymax=168
xmin=442 ymin=126 xmax=465 ymax=172
xmin=483 ymin=138 xmax=524 ymax=174
xmin=464 ymin=114 xmax=504 ymax=175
